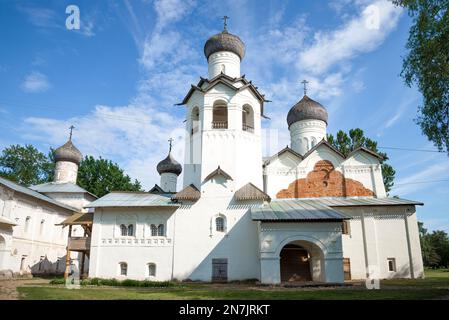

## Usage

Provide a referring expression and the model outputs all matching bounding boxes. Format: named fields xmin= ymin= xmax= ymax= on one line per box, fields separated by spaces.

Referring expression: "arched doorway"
xmin=280 ymin=244 xmax=312 ymax=282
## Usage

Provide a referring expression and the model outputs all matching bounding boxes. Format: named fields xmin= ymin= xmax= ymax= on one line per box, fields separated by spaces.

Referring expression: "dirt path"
xmin=0 ymin=278 xmax=50 ymax=300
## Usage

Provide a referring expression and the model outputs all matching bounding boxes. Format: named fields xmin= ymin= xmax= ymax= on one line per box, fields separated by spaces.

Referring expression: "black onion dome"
xmin=287 ymin=95 xmax=328 ymax=127
xmin=157 ymin=153 xmax=182 ymax=176
xmin=204 ymin=31 xmax=245 ymax=60
xmin=54 ymin=140 xmax=83 ymax=165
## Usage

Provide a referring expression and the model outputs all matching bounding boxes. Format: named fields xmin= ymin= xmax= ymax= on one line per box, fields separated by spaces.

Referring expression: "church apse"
xmin=276 ymin=160 xmax=374 ymax=198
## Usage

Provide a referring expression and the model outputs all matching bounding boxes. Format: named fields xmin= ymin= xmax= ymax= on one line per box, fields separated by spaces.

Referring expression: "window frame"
xmin=387 ymin=258 xmax=396 ymax=272
xmin=119 ymin=262 xmax=128 ymax=276
xmin=148 ymin=263 xmax=156 ymax=277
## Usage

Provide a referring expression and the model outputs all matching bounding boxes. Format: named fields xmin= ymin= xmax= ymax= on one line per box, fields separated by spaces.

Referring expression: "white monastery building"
xmin=0 ymin=24 xmax=424 ymax=284
xmin=0 ymin=138 xmax=95 ymax=278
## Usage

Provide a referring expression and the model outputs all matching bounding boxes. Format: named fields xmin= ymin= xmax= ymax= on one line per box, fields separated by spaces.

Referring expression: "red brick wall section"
xmin=276 ymin=160 xmax=374 ymax=198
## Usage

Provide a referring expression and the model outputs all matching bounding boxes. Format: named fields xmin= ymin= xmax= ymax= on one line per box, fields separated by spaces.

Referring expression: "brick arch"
xmin=276 ymin=160 xmax=374 ymax=198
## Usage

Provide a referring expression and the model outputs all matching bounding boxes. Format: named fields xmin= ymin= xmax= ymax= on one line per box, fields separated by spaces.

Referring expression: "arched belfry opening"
xmin=242 ymin=104 xmax=254 ymax=132
xmin=279 ymin=241 xmax=325 ymax=282
xmin=212 ymin=100 xmax=228 ymax=129
xmin=191 ymin=106 xmax=200 ymax=134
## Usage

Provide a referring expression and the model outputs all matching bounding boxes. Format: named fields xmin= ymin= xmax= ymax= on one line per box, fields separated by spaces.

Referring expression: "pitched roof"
xmin=251 ymin=199 xmax=349 ymax=222
xmin=263 ymin=146 xmax=303 ymax=166
xmin=148 ymin=184 xmax=166 ymax=194
xmin=0 ymin=216 xmax=17 ymax=226
xmin=302 ymin=139 xmax=346 ymax=159
xmin=30 ymin=182 xmax=97 ymax=199
xmin=203 ymin=166 xmax=233 ymax=182
xmin=235 ymin=183 xmax=270 ymax=201
xmin=85 ymin=192 xmax=180 ymax=208
xmin=347 ymin=147 xmax=385 ymax=160
xmin=176 ymin=74 xmax=270 ymax=118
xmin=0 ymin=177 xmax=78 ymax=212
xmin=172 ymin=184 xmax=201 ymax=201
xmin=56 ymin=212 xmax=93 ymax=226
xmin=251 ymin=197 xmax=423 ymax=222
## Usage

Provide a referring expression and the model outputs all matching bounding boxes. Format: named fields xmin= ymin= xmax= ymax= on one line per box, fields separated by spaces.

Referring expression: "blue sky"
xmin=0 ymin=0 xmax=448 ymax=231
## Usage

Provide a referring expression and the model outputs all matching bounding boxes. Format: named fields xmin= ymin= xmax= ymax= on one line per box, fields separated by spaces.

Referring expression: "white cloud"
xmin=298 ymin=1 xmax=402 ymax=75
xmin=391 ymin=161 xmax=449 ymax=196
xmin=21 ymin=71 xmax=51 ymax=93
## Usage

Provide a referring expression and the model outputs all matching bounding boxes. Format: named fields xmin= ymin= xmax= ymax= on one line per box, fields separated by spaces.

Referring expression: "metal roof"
xmin=0 ymin=216 xmax=17 ymax=226
xmin=0 ymin=177 xmax=78 ymax=212
xmin=299 ymin=197 xmax=424 ymax=207
xmin=251 ymin=197 xmax=423 ymax=222
xmin=30 ymin=182 xmax=97 ymax=198
xmin=56 ymin=212 xmax=93 ymax=226
xmin=86 ymin=192 xmax=180 ymax=208
xmin=251 ymin=199 xmax=349 ymax=222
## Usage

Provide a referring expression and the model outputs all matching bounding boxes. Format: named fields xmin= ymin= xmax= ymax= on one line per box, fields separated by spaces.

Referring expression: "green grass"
xmin=16 ymin=269 xmax=449 ymax=300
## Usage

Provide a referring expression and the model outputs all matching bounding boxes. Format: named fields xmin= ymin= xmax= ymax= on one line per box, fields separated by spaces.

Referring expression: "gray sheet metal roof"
xmin=300 ymin=197 xmax=424 ymax=207
xmin=252 ymin=199 xmax=349 ymax=222
xmin=86 ymin=192 xmax=180 ymax=208
xmin=251 ymin=197 xmax=423 ymax=222
xmin=30 ymin=182 xmax=97 ymax=198
xmin=0 ymin=177 xmax=78 ymax=212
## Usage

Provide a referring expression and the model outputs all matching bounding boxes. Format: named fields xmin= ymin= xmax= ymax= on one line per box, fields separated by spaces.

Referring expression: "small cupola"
xmin=157 ymin=138 xmax=182 ymax=193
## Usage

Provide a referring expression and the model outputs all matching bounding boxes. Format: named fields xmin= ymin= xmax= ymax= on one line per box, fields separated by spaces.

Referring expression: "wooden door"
xmin=212 ymin=258 xmax=228 ymax=282
xmin=343 ymin=258 xmax=351 ymax=280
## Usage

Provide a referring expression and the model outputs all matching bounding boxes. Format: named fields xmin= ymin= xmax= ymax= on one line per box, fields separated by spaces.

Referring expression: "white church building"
xmin=85 ymin=25 xmax=424 ymax=284
xmin=0 ymin=24 xmax=424 ymax=284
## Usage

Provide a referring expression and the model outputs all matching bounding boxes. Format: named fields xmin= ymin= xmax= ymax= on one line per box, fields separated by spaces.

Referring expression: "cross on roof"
xmin=168 ymin=138 xmax=174 ymax=153
xmin=222 ymin=15 xmax=229 ymax=31
xmin=301 ymin=80 xmax=309 ymax=96
xmin=69 ymin=125 xmax=75 ymax=141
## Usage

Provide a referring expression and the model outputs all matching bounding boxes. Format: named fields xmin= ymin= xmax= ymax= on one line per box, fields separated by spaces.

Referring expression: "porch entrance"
xmin=280 ymin=244 xmax=312 ymax=282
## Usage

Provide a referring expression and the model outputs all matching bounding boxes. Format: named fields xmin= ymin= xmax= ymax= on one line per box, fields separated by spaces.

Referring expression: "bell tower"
xmin=180 ymin=19 xmax=268 ymax=191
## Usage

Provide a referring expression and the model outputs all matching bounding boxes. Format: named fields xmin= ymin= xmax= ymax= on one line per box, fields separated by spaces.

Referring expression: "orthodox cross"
xmin=69 ymin=125 xmax=75 ymax=141
xmin=168 ymin=138 xmax=174 ymax=153
xmin=301 ymin=80 xmax=309 ymax=96
xmin=222 ymin=15 xmax=229 ymax=31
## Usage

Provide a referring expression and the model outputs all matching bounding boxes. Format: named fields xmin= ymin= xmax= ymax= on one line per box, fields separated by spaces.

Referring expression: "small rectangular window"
xmin=387 ymin=258 xmax=396 ymax=272
xmin=342 ymin=220 xmax=350 ymax=235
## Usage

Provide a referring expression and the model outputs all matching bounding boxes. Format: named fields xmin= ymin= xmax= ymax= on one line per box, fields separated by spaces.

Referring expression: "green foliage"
xmin=327 ymin=128 xmax=396 ymax=192
xmin=48 ymin=277 xmax=177 ymax=288
xmin=392 ymin=0 xmax=449 ymax=154
xmin=0 ymin=144 xmax=142 ymax=197
xmin=418 ymin=221 xmax=449 ymax=268
xmin=0 ymin=144 xmax=53 ymax=186
xmin=77 ymin=156 xmax=142 ymax=197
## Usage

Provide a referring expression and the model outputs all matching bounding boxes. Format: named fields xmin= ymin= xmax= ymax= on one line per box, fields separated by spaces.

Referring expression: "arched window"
xmin=157 ymin=224 xmax=165 ymax=236
xmin=127 ymin=224 xmax=134 ymax=236
xmin=212 ymin=100 xmax=228 ymax=129
xmin=191 ymin=106 xmax=200 ymax=134
xmin=25 ymin=216 xmax=31 ymax=233
xmin=151 ymin=224 xmax=158 ymax=237
xmin=120 ymin=224 xmax=127 ymax=236
xmin=0 ymin=235 xmax=5 ymax=250
xmin=215 ymin=217 xmax=225 ymax=232
xmin=119 ymin=262 xmax=127 ymax=276
xmin=148 ymin=263 xmax=156 ymax=277
xmin=242 ymin=104 xmax=254 ymax=132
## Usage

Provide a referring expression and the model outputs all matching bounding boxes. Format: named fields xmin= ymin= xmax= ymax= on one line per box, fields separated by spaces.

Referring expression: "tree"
xmin=418 ymin=222 xmax=441 ymax=268
xmin=392 ymin=0 xmax=449 ymax=154
xmin=77 ymin=156 xmax=142 ymax=197
xmin=0 ymin=144 xmax=52 ymax=186
xmin=327 ymin=128 xmax=396 ymax=192
xmin=427 ymin=230 xmax=449 ymax=268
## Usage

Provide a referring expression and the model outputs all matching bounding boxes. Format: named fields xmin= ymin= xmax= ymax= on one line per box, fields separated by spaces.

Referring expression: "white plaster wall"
xmin=160 ymin=173 xmax=178 ymax=193
xmin=290 ymin=120 xmax=327 ymax=155
xmin=340 ymin=206 xmax=424 ymax=280
xmin=0 ymin=187 xmax=73 ymax=274
xmin=208 ymin=51 xmax=240 ymax=78
xmin=54 ymin=161 xmax=78 ymax=184
xmin=40 ymin=192 xmax=95 ymax=212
